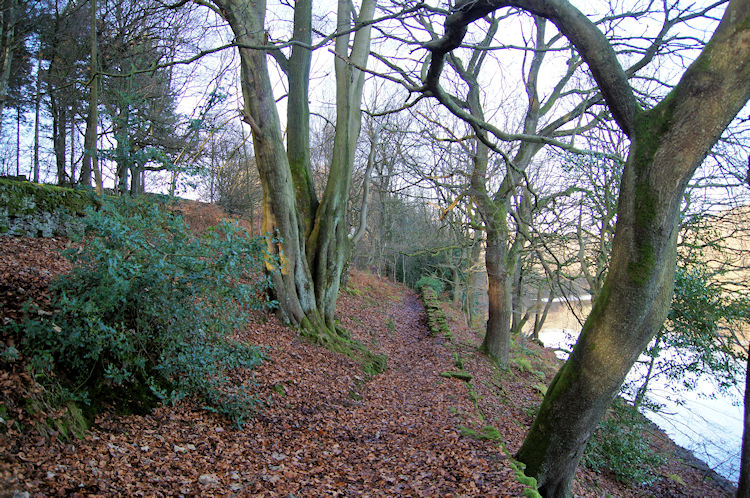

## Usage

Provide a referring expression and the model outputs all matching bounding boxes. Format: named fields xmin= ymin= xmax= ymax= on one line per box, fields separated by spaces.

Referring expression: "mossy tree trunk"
xmin=210 ymin=0 xmax=376 ymax=336
xmin=427 ymin=0 xmax=750 ymax=495
xmin=738 ymin=345 xmax=750 ymax=497
xmin=0 ymin=0 xmax=17 ymax=138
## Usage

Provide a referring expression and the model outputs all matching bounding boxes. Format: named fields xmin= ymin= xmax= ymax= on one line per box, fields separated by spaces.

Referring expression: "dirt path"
xmin=2 ymin=270 xmax=522 ymax=496
xmin=1 ymin=250 xmax=732 ymax=497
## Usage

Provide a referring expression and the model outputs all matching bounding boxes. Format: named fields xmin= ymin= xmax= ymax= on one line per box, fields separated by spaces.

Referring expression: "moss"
xmin=512 ymin=357 xmax=533 ymax=373
xmin=52 ymin=402 xmax=87 ymax=441
xmin=0 ymin=179 xmax=99 ymax=215
xmin=668 ymin=473 xmax=686 ymax=485
xmin=627 ymin=240 xmax=656 ymax=285
xmin=542 ymin=357 xmax=580 ymax=408
xmin=509 ymin=457 xmax=542 ymax=498
xmin=301 ymin=322 xmax=386 ymax=378
xmin=420 ymin=287 xmax=453 ymax=340
xmin=344 ymin=286 xmax=363 ymax=296
xmin=440 ymin=370 xmax=473 ymax=381
xmin=459 ymin=424 xmax=503 ymax=441
xmin=0 ymin=179 xmax=101 ymax=237
xmin=632 ymin=95 xmax=676 ymax=170
xmin=461 ymin=423 xmax=541 ymax=496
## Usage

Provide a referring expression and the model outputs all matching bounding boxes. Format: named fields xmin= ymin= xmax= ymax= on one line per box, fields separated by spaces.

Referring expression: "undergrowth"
xmin=583 ymin=399 xmax=665 ymax=486
xmin=10 ymin=196 xmax=277 ymax=427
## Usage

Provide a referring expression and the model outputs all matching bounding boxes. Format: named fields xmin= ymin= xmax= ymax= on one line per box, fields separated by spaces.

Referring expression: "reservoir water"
xmin=539 ymin=327 xmax=744 ymax=483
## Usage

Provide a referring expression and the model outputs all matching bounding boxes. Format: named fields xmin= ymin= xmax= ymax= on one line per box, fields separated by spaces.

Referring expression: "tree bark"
xmin=212 ymin=0 xmax=376 ymax=335
xmin=427 ymin=0 xmax=750 ymax=495
xmin=32 ymin=48 xmax=41 ymax=182
xmin=0 ymin=0 xmax=16 ymax=139
xmin=52 ymin=98 xmax=67 ymax=185
xmin=513 ymin=2 xmax=750 ymax=494
xmin=738 ymin=342 xmax=750 ymax=497
xmin=483 ymin=222 xmax=512 ymax=363
xmin=81 ymin=0 xmax=101 ymax=192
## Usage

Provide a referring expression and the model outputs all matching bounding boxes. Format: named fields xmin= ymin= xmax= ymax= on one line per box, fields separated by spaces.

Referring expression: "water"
xmin=539 ymin=328 xmax=744 ymax=483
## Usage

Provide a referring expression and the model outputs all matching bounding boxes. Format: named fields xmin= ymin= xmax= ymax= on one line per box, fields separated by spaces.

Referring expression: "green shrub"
xmin=583 ymin=400 xmax=665 ymax=486
xmin=14 ymin=196 xmax=276 ymax=427
xmin=415 ymin=275 xmax=444 ymax=295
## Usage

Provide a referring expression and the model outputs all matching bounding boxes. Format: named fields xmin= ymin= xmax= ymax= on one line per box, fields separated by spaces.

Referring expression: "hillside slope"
xmin=0 ymin=202 xmax=735 ymax=496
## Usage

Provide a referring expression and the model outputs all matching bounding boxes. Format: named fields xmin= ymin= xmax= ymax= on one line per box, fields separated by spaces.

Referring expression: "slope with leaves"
xmin=0 ymin=199 xmax=736 ymax=496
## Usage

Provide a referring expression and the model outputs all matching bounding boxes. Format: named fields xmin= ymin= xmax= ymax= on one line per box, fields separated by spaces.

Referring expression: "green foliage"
xmin=664 ymin=266 xmax=748 ymax=387
xmin=415 ymin=275 xmax=445 ymax=295
xmin=624 ymin=265 xmax=749 ymax=406
xmin=14 ymin=196 xmax=276 ymax=427
xmin=583 ymin=400 xmax=665 ymax=486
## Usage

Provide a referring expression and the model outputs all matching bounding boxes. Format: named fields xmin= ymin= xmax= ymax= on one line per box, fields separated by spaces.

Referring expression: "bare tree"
xmin=199 ymin=0 xmax=379 ymax=341
xmin=424 ymin=0 xmax=750 ymax=494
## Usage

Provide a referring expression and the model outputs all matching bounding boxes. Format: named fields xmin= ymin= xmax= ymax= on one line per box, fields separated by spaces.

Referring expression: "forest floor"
xmin=0 ymin=201 xmax=738 ymax=497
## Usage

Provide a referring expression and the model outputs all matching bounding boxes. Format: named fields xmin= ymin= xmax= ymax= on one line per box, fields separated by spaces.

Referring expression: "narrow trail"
xmin=2 ymin=273 xmax=521 ymax=496
xmin=0 ymin=255 xmax=735 ymax=497
xmin=328 ymin=291 xmax=518 ymax=494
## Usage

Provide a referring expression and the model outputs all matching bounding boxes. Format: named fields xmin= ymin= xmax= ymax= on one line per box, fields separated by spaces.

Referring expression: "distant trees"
xmin=0 ymin=0 xmax=215 ymax=192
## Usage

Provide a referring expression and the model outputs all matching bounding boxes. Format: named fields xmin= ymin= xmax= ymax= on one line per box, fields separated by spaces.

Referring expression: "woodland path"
xmin=2 ymin=265 xmax=522 ymax=495
xmin=0 ymin=238 xmax=733 ymax=496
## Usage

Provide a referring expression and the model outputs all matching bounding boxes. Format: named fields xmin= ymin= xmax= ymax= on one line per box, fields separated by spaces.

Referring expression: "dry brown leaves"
xmin=0 ymin=229 xmax=734 ymax=497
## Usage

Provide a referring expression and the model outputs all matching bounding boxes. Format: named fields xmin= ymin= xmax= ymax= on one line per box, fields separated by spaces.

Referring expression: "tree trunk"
xmin=32 ymin=49 xmax=41 ymax=183
xmin=0 ymin=0 xmax=16 ymax=139
xmin=738 ymin=343 xmax=750 ymax=497
xmin=515 ymin=4 xmax=750 ymax=493
xmin=52 ymin=99 xmax=67 ymax=185
xmin=510 ymin=259 xmax=524 ymax=334
xmin=14 ymin=106 xmax=19 ymax=176
xmin=69 ymin=117 xmax=76 ymax=183
xmin=81 ymin=0 xmax=100 ymax=191
xmin=516 ymin=175 xmax=680 ymax=494
xmin=465 ymin=232 xmax=483 ymax=327
xmin=212 ymin=0 xmax=375 ymax=336
xmin=482 ymin=223 xmax=512 ymax=364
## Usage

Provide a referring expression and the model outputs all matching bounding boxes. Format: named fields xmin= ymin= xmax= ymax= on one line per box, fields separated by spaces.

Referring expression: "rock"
xmin=199 ymin=473 xmax=220 ymax=487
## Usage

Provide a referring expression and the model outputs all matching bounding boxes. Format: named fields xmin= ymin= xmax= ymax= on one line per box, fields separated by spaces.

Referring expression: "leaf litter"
xmin=0 ymin=225 xmax=736 ymax=497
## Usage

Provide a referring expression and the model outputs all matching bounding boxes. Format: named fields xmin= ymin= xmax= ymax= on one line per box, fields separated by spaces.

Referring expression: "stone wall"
xmin=0 ymin=178 xmax=100 ymax=238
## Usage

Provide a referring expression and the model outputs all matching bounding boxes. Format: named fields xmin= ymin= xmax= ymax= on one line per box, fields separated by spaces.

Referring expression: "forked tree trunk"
xmin=213 ymin=0 xmax=375 ymax=336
